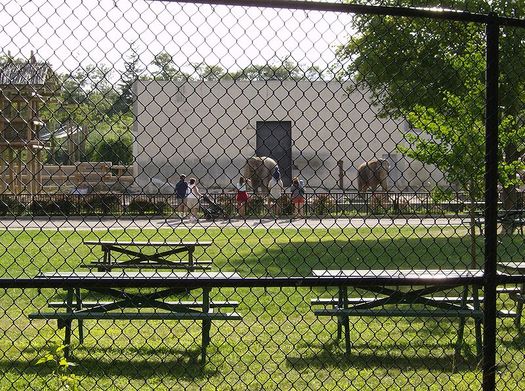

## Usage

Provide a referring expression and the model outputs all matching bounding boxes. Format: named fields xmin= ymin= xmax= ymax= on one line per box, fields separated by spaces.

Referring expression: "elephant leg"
xmin=380 ymin=178 xmax=388 ymax=191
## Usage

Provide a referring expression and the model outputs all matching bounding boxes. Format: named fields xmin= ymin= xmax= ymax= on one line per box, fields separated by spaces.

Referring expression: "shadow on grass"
xmin=498 ymin=326 xmax=525 ymax=350
xmin=290 ymin=314 xmax=482 ymax=372
xmin=2 ymin=346 xmax=216 ymax=380
xmin=287 ymin=339 xmax=480 ymax=373
xmin=223 ymin=229 xmax=525 ymax=277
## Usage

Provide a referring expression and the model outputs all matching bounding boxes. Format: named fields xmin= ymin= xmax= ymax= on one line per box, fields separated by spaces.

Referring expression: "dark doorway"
xmin=256 ymin=121 xmax=292 ymax=186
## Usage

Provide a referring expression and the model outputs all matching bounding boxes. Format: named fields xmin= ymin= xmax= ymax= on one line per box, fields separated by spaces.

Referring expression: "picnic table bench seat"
xmin=47 ymin=300 xmax=239 ymax=309
xmin=29 ymin=311 xmax=242 ymax=322
xmin=311 ymin=296 xmax=517 ymax=318
xmin=81 ymin=260 xmax=212 ymax=271
xmin=314 ymin=307 xmax=484 ymax=318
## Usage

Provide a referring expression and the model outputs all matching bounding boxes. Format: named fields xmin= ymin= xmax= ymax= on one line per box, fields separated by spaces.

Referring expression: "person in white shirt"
xmin=268 ymin=166 xmax=283 ymax=216
xmin=186 ymin=178 xmax=203 ymax=222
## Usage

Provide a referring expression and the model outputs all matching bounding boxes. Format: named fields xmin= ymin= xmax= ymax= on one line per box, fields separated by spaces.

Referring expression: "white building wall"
xmin=133 ymin=80 xmax=442 ymax=193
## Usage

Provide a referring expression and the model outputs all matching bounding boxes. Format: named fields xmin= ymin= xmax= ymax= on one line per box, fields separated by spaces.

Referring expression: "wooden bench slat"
xmin=311 ymin=296 xmax=485 ymax=305
xmin=496 ymin=287 xmax=522 ymax=294
xmin=497 ymin=309 xmax=518 ymax=318
xmin=496 ymin=309 xmax=518 ymax=318
xmin=314 ymin=308 xmax=484 ymax=318
xmin=29 ymin=311 xmax=242 ymax=321
xmin=47 ymin=300 xmax=239 ymax=309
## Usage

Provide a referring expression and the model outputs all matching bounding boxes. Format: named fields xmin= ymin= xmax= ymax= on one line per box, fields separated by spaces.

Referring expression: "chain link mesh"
xmin=1 ymin=1 xmax=525 ymax=389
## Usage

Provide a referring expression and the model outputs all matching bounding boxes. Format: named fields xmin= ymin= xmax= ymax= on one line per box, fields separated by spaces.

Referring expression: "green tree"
xmin=109 ymin=45 xmax=145 ymax=115
xmin=337 ymin=0 xmax=525 ymax=212
xmin=50 ymin=64 xmax=117 ymax=127
xmin=152 ymin=52 xmax=188 ymax=81
xmin=93 ymin=137 xmax=133 ymax=165
xmin=399 ymin=44 xmax=489 ymax=265
xmin=193 ymin=62 xmax=227 ymax=81
xmin=86 ymin=113 xmax=134 ymax=164
xmin=229 ymin=57 xmax=325 ymax=81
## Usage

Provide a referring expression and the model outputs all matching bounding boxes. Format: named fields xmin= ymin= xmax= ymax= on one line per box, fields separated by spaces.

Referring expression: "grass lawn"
xmin=0 ymin=223 xmax=524 ymax=390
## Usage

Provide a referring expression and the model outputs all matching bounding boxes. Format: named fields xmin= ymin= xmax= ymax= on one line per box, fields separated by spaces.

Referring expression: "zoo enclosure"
xmin=0 ymin=191 xmax=510 ymax=216
xmin=1 ymin=1 xmax=525 ymax=390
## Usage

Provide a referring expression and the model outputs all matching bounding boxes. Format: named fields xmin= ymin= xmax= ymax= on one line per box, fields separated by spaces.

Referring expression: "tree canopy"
xmin=337 ymin=0 xmax=525 ymax=202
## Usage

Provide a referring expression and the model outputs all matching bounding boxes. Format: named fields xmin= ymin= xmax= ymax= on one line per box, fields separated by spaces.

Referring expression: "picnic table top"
xmin=83 ymin=240 xmax=213 ymax=247
xmin=312 ymin=269 xmax=485 ymax=281
xmin=475 ymin=209 xmax=525 ymax=218
xmin=498 ymin=262 xmax=525 ymax=275
xmin=37 ymin=271 xmax=239 ymax=280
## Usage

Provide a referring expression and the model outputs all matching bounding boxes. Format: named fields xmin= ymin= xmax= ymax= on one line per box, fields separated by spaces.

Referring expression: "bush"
xmin=215 ymin=194 xmax=236 ymax=218
xmin=276 ymin=194 xmax=293 ymax=216
xmin=311 ymin=194 xmax=335 ymax=216
xmin=431 ymin=186 xmax=454 ymax=204
xmin=83 ymin=194 xmax=121 ymax=215
xmin=246 ymin=195 xmax=265 ymax=217
xmin=128 ymin=199 xmax=167 ymax=215
xmin=0 ymin=196 xmax=26 ymax=216
xmin=31 ymin=198 xmax=77 ymax=216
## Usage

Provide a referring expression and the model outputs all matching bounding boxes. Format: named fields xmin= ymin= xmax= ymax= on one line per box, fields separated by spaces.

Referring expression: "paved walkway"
xmin=0 ymin=216 xmax=469 ymax=231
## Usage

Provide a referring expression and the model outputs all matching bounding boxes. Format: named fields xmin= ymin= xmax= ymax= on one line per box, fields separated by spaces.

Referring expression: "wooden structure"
xmin=0 ymin=54 xmax=57 ymax=194
xmin=41 ymin=162 xmax=134 ymax=192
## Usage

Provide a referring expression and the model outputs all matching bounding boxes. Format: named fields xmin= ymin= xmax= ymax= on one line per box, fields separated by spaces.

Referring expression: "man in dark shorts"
xmin=175 ymin=174 xmax=189 ymax=217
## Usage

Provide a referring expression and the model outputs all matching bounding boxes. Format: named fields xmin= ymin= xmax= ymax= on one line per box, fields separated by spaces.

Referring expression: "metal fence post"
xmin=483 ymin=12 xmax=500 ymax=391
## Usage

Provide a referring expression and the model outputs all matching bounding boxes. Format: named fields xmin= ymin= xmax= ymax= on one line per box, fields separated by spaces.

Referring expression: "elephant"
xmin=243 ymin=156 xmax=280 ymax=194
xmin=357 ymin=158 xmax=390 ymax=193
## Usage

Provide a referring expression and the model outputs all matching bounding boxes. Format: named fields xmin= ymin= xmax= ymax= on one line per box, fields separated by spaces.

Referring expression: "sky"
xmin=1 ymin=0 xmax=354 ymax=77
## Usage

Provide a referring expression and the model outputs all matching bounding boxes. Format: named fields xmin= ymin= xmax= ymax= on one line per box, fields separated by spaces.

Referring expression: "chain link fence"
xmin=1 ymin=0 xmax=525 ymax=389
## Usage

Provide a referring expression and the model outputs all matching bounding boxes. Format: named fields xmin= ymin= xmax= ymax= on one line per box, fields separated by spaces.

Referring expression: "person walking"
xmin=186 ymin=177 xmax=203 ymax=222
xmin=235 ymin=176 xmax=250 ymax=218
xmin=268 ymin=165 xmax=283 ymax=216
xmin=291 ymin=177 xmax=305 ymax=218
xmin=175 ymin=174 xmax=189 ymax=218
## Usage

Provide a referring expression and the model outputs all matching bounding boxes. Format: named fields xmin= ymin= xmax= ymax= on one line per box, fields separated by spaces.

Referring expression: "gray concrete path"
xmin=0 ymin=216 xmax=469 ymax=231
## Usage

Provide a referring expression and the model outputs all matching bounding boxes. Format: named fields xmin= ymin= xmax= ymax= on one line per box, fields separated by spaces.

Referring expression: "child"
xmin=235 ymin=176 xmax=249 ymax=218
xmin=291 ymin=177 xmax=305 ymax=218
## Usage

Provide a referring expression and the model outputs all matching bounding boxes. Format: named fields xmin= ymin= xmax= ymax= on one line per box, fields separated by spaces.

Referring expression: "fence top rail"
xmin=159 ymin=0 xmax=525 ymax=28
xmin=1 ymin=274 xmax=488 ymax=289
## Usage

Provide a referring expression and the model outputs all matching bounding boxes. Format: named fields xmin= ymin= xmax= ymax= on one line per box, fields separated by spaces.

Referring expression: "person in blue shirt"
xmin=175 ymin=174 xmax=189 ymax=217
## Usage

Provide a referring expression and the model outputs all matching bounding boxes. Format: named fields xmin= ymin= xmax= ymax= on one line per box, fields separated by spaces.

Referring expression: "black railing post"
xmin=483 ymin=12 xmax=499 ymax=391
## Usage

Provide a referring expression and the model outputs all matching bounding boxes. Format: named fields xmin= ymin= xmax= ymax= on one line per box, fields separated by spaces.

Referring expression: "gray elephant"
xmin=243 ymin=156 xmax=279 ymax=194
xmin=357 ymin=158 xmax=390 ymax=192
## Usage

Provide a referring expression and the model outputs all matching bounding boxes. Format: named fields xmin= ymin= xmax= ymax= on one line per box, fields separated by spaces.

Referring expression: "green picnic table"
xmin=498 ymin=262 xmax=525 ymax=330
xmin=311 ymin=269 xmax=484 ymax=363
xmin=474 ymin=209 xmax=525 ymax=235
xmin=29 ymin=271 xmax=242 ymax=364
xmin=82 ymin=240 xmax=213 ymax=271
